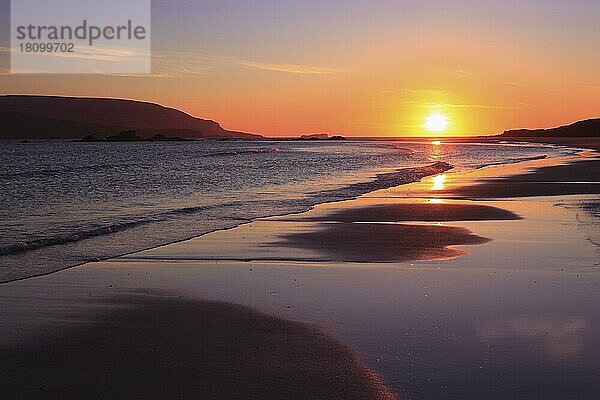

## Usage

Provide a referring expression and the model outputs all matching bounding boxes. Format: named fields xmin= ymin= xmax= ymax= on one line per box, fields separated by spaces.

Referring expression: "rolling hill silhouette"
xmin=0 ymin=96 xmax=261 ymax=140
xmin=499 ymin=118 xmax=600 ymax=138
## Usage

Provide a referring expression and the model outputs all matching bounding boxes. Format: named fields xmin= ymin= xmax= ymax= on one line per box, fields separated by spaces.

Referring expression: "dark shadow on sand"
xmin=0 ymin=295 xmax=396 ymax=400
xmin=279 ymin=202 xmax=521 ymax=262
xmin=281 ymin=223 xmax=491 ymax=262
xmin=307 ymin=203 xmax=521 ymax=223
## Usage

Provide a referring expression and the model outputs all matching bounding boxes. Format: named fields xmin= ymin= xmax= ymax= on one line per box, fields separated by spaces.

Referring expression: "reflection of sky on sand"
xmin=1 ymin=154 xmax=599 ymax=399
xmin=5 ymin=253 xmax=596 ymax=399
xmin=134 ymin=193 xmax=596 ymax=272
xmin=477 ymin=316 xmax=589 ymax=360
xmin=118 ymin=154 xmax=600 ymax=398
xmin=2 ymin=191 xmax=596 ymax=399
xmin=428 ymin=196 xmax=599 ymax=272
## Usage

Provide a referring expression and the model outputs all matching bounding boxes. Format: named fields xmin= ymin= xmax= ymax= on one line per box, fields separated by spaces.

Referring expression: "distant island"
xmin=79 ymin=130 xmax=194 ymax=142
xmin=296 ymin=133 xmax=346 ymax=140
xmin=0 ymin=95 xmax=261 ymax=140
xmin=497 ymin=118 xmax=600 ymax=138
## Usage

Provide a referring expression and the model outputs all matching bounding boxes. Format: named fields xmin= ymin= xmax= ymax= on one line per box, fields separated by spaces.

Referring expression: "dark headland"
xmin=498 ymin=118 xmax=600 ymax=138
xmin=489 ymin=118 xmax=600 ymax=150
xmin=0 ymin=95 xmax=261 ymax=140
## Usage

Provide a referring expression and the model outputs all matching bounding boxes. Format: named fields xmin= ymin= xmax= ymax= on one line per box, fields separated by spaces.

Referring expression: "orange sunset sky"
xmin=1 ymin=0 xmax=599 ymax=137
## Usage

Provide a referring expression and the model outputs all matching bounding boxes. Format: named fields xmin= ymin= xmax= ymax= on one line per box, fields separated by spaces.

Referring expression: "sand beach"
xmin=1 ymin=147 xmax=599 ymax=399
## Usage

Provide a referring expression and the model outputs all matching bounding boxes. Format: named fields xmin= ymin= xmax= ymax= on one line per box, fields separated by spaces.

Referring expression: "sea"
xmin=0 ymin=139 xmax=577 ymax=282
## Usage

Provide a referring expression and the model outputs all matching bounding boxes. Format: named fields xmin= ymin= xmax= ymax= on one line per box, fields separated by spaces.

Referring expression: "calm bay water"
xmin=0 ymin=139 xmax=574 ymax=282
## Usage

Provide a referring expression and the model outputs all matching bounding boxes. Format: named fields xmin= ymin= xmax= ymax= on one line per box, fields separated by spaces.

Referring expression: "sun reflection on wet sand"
xmin=427 ymin=198 xmax=445 ymax=204
xmin=432 ymin=174 xmax=446 ymax=191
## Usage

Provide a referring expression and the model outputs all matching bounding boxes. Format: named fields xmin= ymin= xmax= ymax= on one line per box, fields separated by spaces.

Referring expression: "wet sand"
xmin=280 ymin=203 xmax=524 ymax=262
xmin=280 ymin=223 xmax=491 ymax=262
xmin=1 ymin=146 xmax=599 ymax=399
xmin=1 ymin=293 xmax=396 ymax=400
xmin=448 ymin=158 xmax=600 ymax=198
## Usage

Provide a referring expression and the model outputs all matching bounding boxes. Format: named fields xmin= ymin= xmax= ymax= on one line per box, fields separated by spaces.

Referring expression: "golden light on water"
xmin=424 ymin=113 xmax=449 ymax=133
xmin=431 ymin=140 xmax=442 ymax=145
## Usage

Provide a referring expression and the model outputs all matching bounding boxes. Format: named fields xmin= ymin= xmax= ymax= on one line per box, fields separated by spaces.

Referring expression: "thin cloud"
xmin=155 ymin=51 xmax=341 ymax=75
xmin=453 ymin=69 xmax=473 ymax=75
xmin=2 ymin=45 xmax=151 ymax=73
xmin=400 ymin=101 xmax=522 ymax=110
xmin=1 ymin=45 xmax=149 ymax=62
xmin=0 ymin=46 xmax=340 ymax=77
xmin=238 ymin=60 xmax=339 ymax=75
xmin=441 ymin=103 xmax=522 ymax=110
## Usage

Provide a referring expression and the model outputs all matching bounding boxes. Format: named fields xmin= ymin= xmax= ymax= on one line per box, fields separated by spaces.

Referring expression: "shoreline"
xmin=0 ymin=140 xmax=583 ymax=284
xmin=0 ymin=160 xmax=452 ymax=284
xmin=1 ymin=142 xmax=599 ymax=399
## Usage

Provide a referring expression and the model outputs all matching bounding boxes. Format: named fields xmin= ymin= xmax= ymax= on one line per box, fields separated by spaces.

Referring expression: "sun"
xmin=424 ymin=113 xmax=449 ymax=133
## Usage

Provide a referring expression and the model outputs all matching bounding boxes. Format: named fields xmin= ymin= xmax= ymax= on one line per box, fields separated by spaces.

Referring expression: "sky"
xmin=1 ymin=0 xmax=599 ymax=137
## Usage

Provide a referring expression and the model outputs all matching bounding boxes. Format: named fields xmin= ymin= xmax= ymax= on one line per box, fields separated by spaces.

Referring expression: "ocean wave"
xmin=374 ymin=143 xmax=416 ymax=155
xmin=0 ymin=220 xmax=149 ymax=256
xmin=0 ymin=162 xmax=139 ymax=180
xmin=206 ymin=147 xmax=280 ymax=157
xmin=0 ymin=204 xmax=219 ymax=257
xmin=0 ymin=162 xmax=452 ymax=258
xmin=311 ymin=161 xmax=453 ymax=199
xmin=390 ymin=144 xmax=416 ymax=155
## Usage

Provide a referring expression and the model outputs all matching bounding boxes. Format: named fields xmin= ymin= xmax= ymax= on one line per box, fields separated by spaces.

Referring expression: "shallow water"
xmin=0 ymin=139 xmax=572 ymax=281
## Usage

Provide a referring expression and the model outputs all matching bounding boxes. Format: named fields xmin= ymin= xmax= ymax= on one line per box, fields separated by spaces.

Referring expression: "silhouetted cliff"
xmin=499 ymin=118 xmax=600 ymax=138
xmin=0 ymin=96 xmax=261 ymax=140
